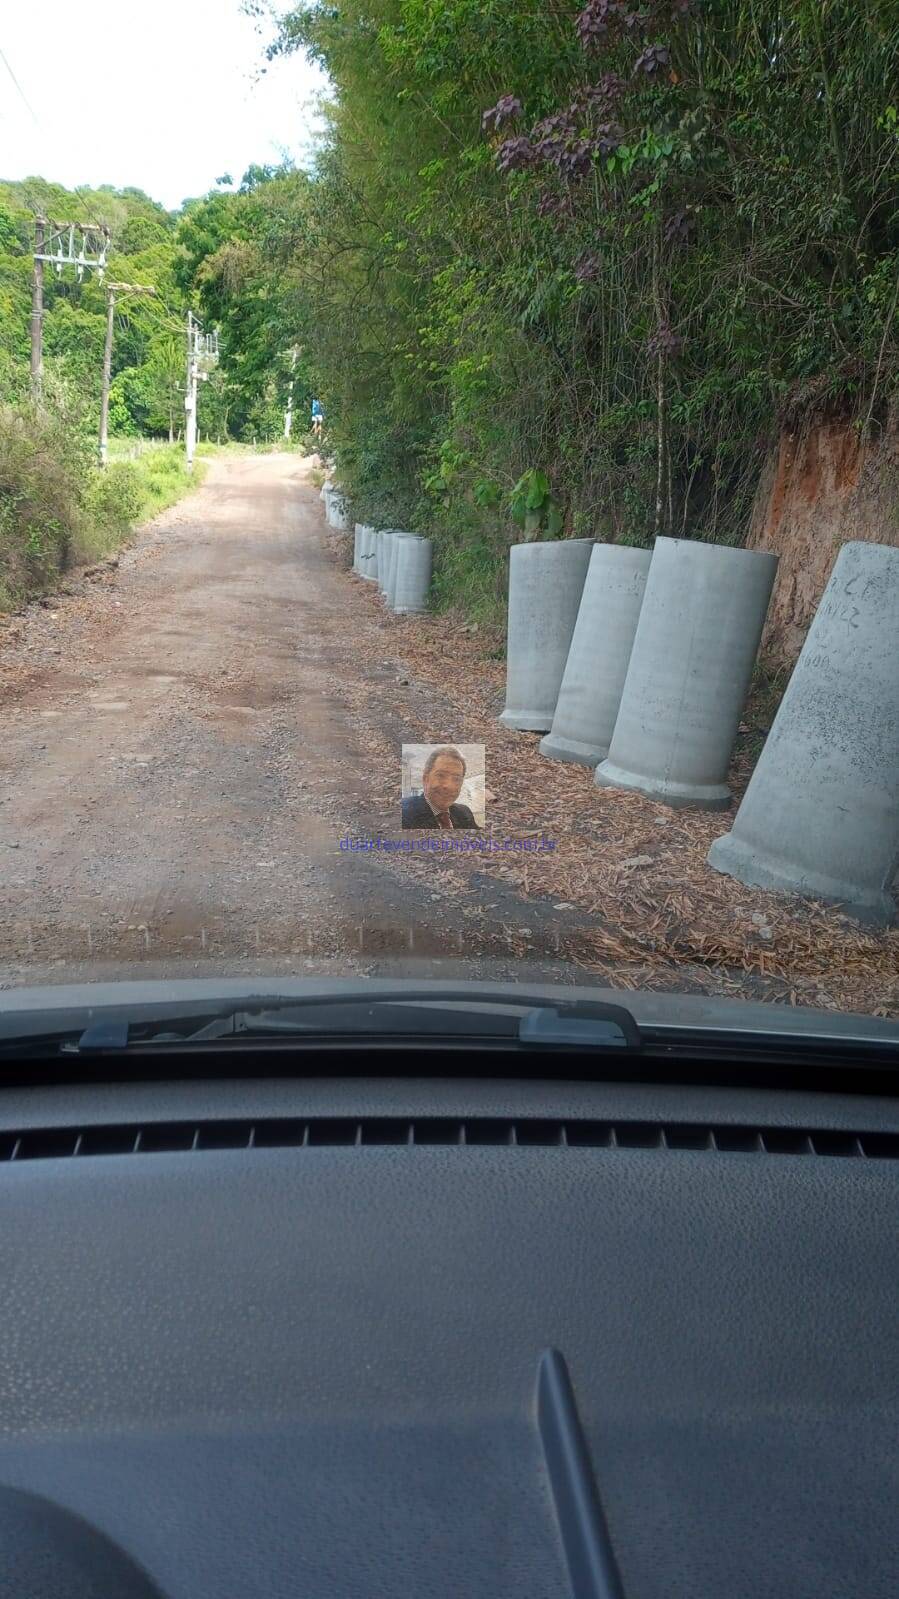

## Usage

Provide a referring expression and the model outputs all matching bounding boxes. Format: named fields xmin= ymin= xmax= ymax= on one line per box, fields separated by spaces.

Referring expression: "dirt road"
xmin=0 ymin=453 xmax=572 ymax=988
xmin=2 ymin=452 xmax=896 ymax=1010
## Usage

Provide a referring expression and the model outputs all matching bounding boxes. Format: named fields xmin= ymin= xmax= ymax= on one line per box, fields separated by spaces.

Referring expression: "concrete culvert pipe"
xmin=386 ymin=533 xmax=418 ymax=611
xmin=539 ymin=544 xmax=652 ymax=766
xmin=358 ymin=525 xmax=378 ymax=580
xmin=393 ymin=536 xmax=432 ymax=614
xmin=376 ymin=530 xmax=391 ymax=591
xmin=380 ymin=532 xmax=398 ymax=600
xmin=380 ymin=531 xmax=404 ymax=600
xmin=328 ymin=492 xmax=351 ymax=533
xmin=594 ymin=537 xmax=778 ymax=810
xmin=708 ymin=540 xmax=899 ymax=925
xmin=353 ymin=523 xmax=376 ymax=575
xmin=499 ymin=540 xmax=594 ymax=732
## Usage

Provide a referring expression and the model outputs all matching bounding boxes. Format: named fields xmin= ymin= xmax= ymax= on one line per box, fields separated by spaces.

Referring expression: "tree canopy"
xmin=225 ymin=0 xmax=899 ymax=598
xmin=2 ymin=0 xmax=896 ymax=592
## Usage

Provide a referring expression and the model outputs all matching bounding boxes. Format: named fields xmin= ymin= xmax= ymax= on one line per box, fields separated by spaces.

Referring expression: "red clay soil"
xmin=748 ymin=408 xmax=899 ymax=666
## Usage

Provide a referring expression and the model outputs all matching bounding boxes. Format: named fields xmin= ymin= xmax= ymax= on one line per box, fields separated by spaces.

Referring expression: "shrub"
xmin=0 ymin=402 xmax=206 ymax=611
xmin=84 ymin=461 xmax=144 ymax=534
xmin=0 ymin=402 xmax=87 ymax=607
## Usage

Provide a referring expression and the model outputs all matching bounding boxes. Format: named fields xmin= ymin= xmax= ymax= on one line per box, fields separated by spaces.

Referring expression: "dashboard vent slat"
xmin=0 ymin=1117 xmax=895 ymax=1163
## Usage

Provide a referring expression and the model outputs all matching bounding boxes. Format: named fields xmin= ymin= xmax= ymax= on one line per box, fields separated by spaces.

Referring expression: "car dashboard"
xmin=0 ymin=1067 xmax=896 ymax=1598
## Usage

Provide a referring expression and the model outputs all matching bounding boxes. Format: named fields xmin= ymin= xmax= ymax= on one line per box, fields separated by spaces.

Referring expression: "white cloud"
xmin=0 ymin=1 xmax=325 ymax=209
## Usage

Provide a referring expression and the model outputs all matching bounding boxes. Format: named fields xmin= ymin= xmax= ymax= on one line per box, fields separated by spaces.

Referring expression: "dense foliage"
xmin=222 ymin=0 xmax=898 ymax=614
xmin=0 ymin=174 xmax=298 ymax=445
xmin=0 ymin=181 xmax=181 ymax=428
xmin=173 ymin=165 xmax=312 ymax=440
xmin=2 ymin=4 xmax=897 ymax=618
xmin=0 ymin=175 xmax=296 ymax=607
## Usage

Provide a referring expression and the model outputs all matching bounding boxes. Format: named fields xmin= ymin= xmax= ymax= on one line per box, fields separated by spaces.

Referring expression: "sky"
xmin=0 ymin=2 xmax=325 ymax=210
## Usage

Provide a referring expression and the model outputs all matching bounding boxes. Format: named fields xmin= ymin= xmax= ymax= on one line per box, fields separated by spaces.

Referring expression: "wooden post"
xmin=30 ymin=217 xmax=45 ymax=403
xmin=98 ymin=285 xmax=116 ymax=467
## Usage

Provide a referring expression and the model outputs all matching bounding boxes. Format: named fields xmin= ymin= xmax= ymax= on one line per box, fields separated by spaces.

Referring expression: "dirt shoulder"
xmin=1 ymin=452 xmax=895 ymax=1013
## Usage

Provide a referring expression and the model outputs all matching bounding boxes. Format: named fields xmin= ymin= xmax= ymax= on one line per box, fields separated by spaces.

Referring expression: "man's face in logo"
xmin=423 ymin=755 xmax=465 ymax=813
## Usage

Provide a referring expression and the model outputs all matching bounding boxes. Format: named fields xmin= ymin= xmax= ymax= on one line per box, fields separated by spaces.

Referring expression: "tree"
xmin=241 ymin=0 xmax=897 ymax=555
xmin=174 ymin=168 xmax=312 ymax=439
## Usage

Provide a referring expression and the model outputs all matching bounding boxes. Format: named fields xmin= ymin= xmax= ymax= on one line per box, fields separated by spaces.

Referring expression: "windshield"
xmin=0 ymin=2 xmax=897 ymax=1025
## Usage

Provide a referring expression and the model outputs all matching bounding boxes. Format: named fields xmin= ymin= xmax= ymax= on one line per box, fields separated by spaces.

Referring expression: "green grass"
xmin=73 ymin=444 xmax=211 ymax=570
xmin=428 ymin=501 xmax=510 ymax=639
xmin=0 ymin=427 xmax=229 ymax=613
xmin=2 ymin=428 xmax=302 ymax=613
xmin=131 ymin=443 xmax=208 ymax=520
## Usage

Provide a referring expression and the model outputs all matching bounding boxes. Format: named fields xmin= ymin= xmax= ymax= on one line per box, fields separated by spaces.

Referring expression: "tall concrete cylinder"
xmin=381 ymin=532 xmax=404 ymax=600
xmin=708 ymin=541 xmax=899 ymax=925
xmin=386 ymin=532 xmax=417 ymax=611
xmin=393 ymin=536 xmax=432 ymax=614
xmin=358 ymin=525 xmax=378 ymax=581
xmin=377 ymin=531 xmax=397 ymax=593
xmin=539 ymin=544 xmax=652 ymax=766
xmin=499 ymin=540 xmax=594 ymax=732
xmin=381 ymin=532 xmax=399 ymax=600
xmin=328 ymin=492 xmax=351 ymax=533
xmin=353 ymin=523 xmax=365 ymax=574
xmin=594 ymin=537 xmax=778 ymax=809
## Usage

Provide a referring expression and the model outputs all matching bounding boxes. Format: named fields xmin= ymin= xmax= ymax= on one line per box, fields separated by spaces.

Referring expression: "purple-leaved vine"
xmin=634 ymin=42 xmax=671 ymax=75
xmin=482 ymin=95 xmax=523 ymax=133
xmin=574 ymin=251 xmax=603 ymax=282
xmin=496 ymin=136 xmax=537 ymax=172
xmin=647 ymin=320 xmax=685 ymax=358
xmin=663 ymin=208 xmax=695 ymax=245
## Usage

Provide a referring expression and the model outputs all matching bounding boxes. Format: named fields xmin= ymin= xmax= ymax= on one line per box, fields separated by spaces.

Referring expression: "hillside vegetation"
xmin=198 ymin=0 xmax=897 ymax=622
xmin=2 ymin=3 xmax=897 ymax=621
xmin=0 ymin=177 xmax=281 ymax=610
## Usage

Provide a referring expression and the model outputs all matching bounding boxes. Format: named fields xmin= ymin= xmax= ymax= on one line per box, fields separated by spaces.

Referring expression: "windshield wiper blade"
xmin=70 ymin=993 xmax=642 ymax=1051
xmin=1 ymin=987 xmax=896 ymax=1076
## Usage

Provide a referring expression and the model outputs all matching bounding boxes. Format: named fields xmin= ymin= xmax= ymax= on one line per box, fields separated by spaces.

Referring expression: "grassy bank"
xmin=0 ymin=411 xmax=217 ymax=613
xmin=105 ymin=439 xmax=212 ymax=526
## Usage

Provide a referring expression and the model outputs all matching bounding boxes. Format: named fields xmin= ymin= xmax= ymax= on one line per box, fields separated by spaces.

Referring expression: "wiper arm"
xmin=519 ymin=1005 xmax=638 ymax=1048
xmin=64 ymin=993 xmax=641 ymax=1052
xmin=2 ymin=989 xmax=896 ymax=1084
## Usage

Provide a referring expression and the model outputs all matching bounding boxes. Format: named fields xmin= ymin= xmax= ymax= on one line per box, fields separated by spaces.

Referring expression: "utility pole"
xmin=99 ymin=287 xmax=116 ymax=466
xmin=185 ymin=310 xmax=199 ymax=472
xmin=30 ymin=217 xmax=45 ymax=402
xmin=98 ymin=282 xmax=156 ymax=467
xmin=284 ymin=346 xmax=299 ymax=440
xmin=184 ymin=315 xmax=218 ymax=471
xmin=32 ymin=219 xmax=110 ymax=405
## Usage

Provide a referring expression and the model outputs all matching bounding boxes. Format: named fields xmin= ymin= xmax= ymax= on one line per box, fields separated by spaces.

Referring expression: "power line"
xmin=1 ymin=48 xmax=131 ymax=242
xmin=0 ymin=43 xmax=39 ymax=125
xmin=0 ymin=45 xmax=103 ymax=232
